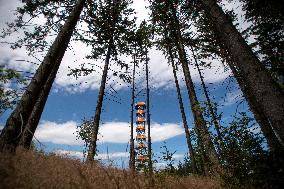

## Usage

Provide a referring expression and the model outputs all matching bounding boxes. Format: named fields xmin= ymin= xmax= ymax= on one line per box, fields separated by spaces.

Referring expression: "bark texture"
xmin=230 ymin=63 xmax=283 ymax=152
xmin=200 ymin=0 xmax=284 ymax=143
xmin=0 ymin=0 xmax=86 ymax=152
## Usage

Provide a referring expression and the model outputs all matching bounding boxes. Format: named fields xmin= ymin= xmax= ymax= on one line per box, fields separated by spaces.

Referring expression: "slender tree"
xmin=165 ymin=37 xmax=198 ymax=174
xmin=86 ymin=0 xmax=136 ymax=161
xmin=150 ymin=0 xmax=222 ymax=175
xmin=0 ymin=0 xmax=87 ymax=152
xmin=189 ymin=44 xmax=225 ymax=154
xmin=135 ymin=22 xmax=154 ymax=173
xmin=198 ymin=0 xmax=284 ymax=143
xmin=129 ymin=44 xmax=137 ymax=172
xmin=145 ymin=48 xmax=153 ymax=173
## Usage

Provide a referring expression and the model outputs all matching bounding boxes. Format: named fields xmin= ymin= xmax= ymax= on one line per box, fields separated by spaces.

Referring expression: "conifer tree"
xmin=0 ymin=0 xmax=87 ymax=152
xmin=150 ymin=0 xmax=222 ymax=176
xmin=183 ymin=0 xmax=283 ymax=152
xmin=240 ymin=0 xmax=284 ymax=85
xmin=198 ymin=0 xmax=284 ymax=143
xmin=85 ymin=0 xmax=136 ymax=161
xmin=164 ymin=35 xmax=198 ymax=174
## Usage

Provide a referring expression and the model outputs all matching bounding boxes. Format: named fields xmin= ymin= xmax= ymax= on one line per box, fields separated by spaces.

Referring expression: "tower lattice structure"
xmin=135 ymin=102 xmax=148 ymax=170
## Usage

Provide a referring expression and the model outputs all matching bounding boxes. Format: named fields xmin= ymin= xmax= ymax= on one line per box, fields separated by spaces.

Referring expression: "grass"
xmin=0 ymin=149 xmax=226 ymax=189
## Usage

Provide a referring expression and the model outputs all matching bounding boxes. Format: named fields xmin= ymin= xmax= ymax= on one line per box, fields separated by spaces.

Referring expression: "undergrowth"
xmin=0 ymin=149 xmax=226 ymax=189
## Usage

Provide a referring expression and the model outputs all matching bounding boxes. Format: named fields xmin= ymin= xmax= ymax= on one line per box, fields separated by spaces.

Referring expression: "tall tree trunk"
xmin=129 ymin=48 xmax=136 ymax=172
xmin=168 ymin=3 xmax=222 ymax=175
xmin=167 ymin=45 xmax=198 ymax=174
xmin=230 ymin=62 xmax=283 ymax=152
xmin=217 ymin=38 xmax=283 ymax=152
xmin=190 ymin=45 xmax=225 ymax=155
xmin=0 ymin=0 xmax=86 ymax=152
xmin=199 ymin=0 xmax=284 ymax=143
xmin=18 ymin=60 xmax=58 ymax=148
xmin=145 ymin=49 xmax=153 ymax=173
xmin=86 ymin=39 xmax=113 ymax=162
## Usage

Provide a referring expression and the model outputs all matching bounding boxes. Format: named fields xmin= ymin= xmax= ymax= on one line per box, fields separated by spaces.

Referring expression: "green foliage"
xmin=240 ymin=0 xmax=284 ymax=85
xmin=0 ymin=65 xmax=27 ymax=115
xmin=220 ymin=112 xmax=283 ymax=188
xmin=1 ymin=0 xmax=78 ymax=55
xmin=159 ymin=142 xmax=176 ymax=173
xmin=69 ymin=0 xmax=137 ymax=84
xmin=75 ymin=117 xmax=94 ymax=157
xmin=82 ymin=0 xmax=136 ymax=59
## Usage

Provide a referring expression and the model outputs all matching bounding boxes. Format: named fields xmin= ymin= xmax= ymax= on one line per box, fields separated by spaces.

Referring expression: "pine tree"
xmin=150 ymin=0 xmax=222 ymax=176
xmin=0 ymin=0 xmax=87 ymax=152
xmin=241 ymin=0 xmax=284 ymax=86
xmin=129 ymin=36 xmax=138 ymax=172
xmin=198 ymin=0 xmax=284 ymax=144
xmin=85 ymin=0 xmax=136 ymax=161
xmin=183 ymin=0 xmax=283 ymax=152
xmin=190 ymin=45 xmax=225 ymax=156
xmin=164 ymin=35 xmax=198 ymax=174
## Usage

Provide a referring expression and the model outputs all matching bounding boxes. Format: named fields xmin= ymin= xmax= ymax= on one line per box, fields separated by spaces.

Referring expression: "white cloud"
xmin=54 ymin=149 xmax=129 ymax=160
xmin=150 ymin=122 xmax=184 ymax=142
xmin=172 ymin=154 xmax=184 ymax=159
xmin=35 ymin=120 xmax=82 ymax=145
xmin=35 ymin=120 xmax=184 ymax=145
xmin=0 ymin=0 xmax=231 ymax=95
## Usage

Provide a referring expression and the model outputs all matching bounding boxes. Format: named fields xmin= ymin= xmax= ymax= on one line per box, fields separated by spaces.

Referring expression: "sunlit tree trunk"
xmin=0 ymin=0 xmax=86 ymax=152
xmin=18 ymin=62 xmax=58 ymax=148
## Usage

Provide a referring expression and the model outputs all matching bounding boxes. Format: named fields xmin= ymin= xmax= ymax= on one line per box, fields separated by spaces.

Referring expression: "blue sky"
xmin=0 ymin=0 xmax=251 ymax=168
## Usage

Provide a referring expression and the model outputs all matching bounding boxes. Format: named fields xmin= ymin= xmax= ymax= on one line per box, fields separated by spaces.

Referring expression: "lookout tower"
xmin=135 ymin=101 xmax=148 ymax=170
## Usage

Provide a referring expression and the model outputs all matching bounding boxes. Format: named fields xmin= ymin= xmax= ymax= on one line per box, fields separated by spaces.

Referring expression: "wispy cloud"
xmin=221 ymin=89 xmax=243 ymax=106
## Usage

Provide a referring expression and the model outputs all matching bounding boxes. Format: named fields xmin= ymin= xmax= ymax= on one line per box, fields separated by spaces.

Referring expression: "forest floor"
xmin=0 ymin=149 xmax=228 ymax=189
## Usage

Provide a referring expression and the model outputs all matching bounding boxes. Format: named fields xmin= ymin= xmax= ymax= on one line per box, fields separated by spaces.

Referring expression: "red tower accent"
xmin=135 ymin=102 xmax=148 ymax=168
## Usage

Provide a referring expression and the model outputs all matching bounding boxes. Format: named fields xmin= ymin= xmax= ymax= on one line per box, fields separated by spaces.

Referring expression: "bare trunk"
xmin=145 ymin=49 xmax=153 ymax=173
xmin=168 ymin=46 xmax=198 ymax=174
xmin=231 ymin=63 xmax=283 ymax=152
xmin=129 ymin=49 xmax=136 ymax=172
xmin=190 ymin=45 xmax=225 ymax=155
xmin=168 ymin=3 xmax=222 ymax=175
xmin=18 ymin=59 xmax=58 ymax=148
xmin=86 ymin=41 xmax=113 ymax=162
xmin=0 ymin=0 xmax=86 ymax=152
xmin=217 ymin=39 xmax=283 ymax=153
xmin=200 ymin=0 xmax=284 ymax=144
